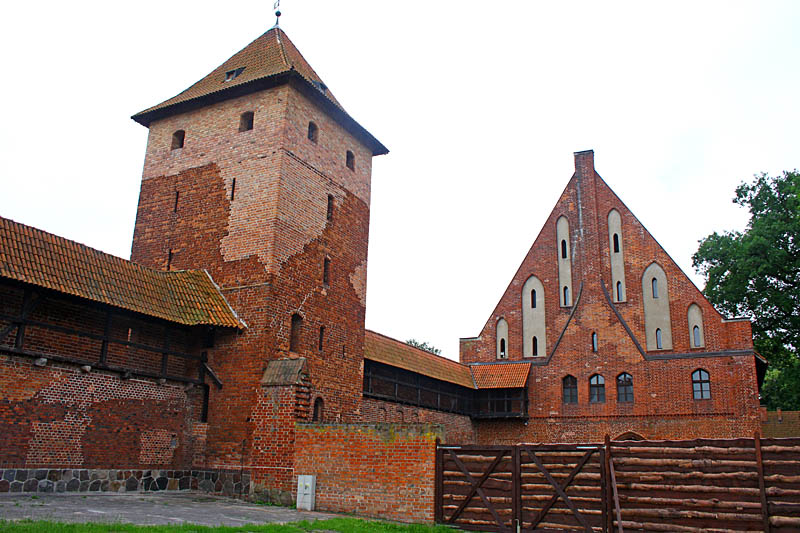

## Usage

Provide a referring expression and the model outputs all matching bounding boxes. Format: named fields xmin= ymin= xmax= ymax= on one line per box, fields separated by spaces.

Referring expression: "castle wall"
xmin=361 ymin=396 xmax=476 ymax=444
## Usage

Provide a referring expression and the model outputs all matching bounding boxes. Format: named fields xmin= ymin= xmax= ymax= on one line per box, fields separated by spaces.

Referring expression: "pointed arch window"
xmin=617 ymin=373 xmax=633 ymax=402
xmin=561 ymin=240 xmax=568 ymax=259
xmin=692 ymin=369 xmax=711 ymax=400
xmin=656 ymin=328 xmax=663 ymax=349
xmin=499 ymin=339 xmax=506 ymax=358
xmin=591 ymin=332 xmax=598 ymax=352
xmin=589 ymin=375 xmax=605 ymax=403
xmin=652 ymin=278 xmax=659 ymax=298
xmin=613 ymin=233 xmax=620 ymax=253
xmin=312 ymin=397 xmax=324 ymax=422
xmin=531 ymin=289 xmax=537 ymax=309
xmin=496 ymin=318 xmax=509 ymax=359
xmin=171 ymin=130 xmax=185 ymax=150
xmin=532 ymin=336 xmax=538 ymax=356
xmin=693 ymin=326 xmax=701 ymax=347
xmin=562 ymin=375 xmax=578 ymax=404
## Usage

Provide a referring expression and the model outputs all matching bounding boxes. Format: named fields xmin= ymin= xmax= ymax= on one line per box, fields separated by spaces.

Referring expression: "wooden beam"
xmin=755 ymin=430 xmax=771 ymax=533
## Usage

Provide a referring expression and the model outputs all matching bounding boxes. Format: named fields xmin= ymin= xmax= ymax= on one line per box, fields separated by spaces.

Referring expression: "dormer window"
xmin=224 ymin=67 xmax=245 ymax=82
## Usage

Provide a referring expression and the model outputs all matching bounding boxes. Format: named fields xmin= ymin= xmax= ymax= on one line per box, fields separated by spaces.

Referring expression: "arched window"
xmin=693 ymin=325 xmax=701 ymax=347
xmin=652 ymin=278 xmax=659 ymax=298
xmin=531 ymin=289 xmax=537 ymax=308
xmin=613 ymin=233 xmax=620 ymax=253
xmin=561 ymin=239 xmax=568 ymax=259
xmin=656 ymin=328 xmax=663 ymax=349
xmin=496 ymin=318 xmax=508 ymax=359
xmin=688 ymin=303 xmax=704 ymax=348
xmin=591 ymin=332 xmax=598 ymax=352
xmin=312 ymin=397 xmax=324 ymax=422
xmin=532 ymin=336 xmax=538 ymax=356
xmin=499 ymin=339 xmax=506 ymax=358
xmin=289 ymin=313 xmax=303 ymax=352
xmin=616 ymin=281 xmax=623 ymax=301
xmin=346 ymin=150 xmax=355 ymax=171
xmin=617 ymin=373 xmax=633 ymax=402
xmin=692 ymin=369 xmax=711 ymax=399
xmin=589 ymin=375 xmax=605 ymax=403
xmin=643 ymin=263 xmax=672 ymax=350
xmin=608 ymin=210 xmax=626 ymax=302
xmin=557 ymin=216 xmax=572 ymax=308
xmin=522 ymin=276 xmax=546 ymax=357
xmin=562 ymin=375 xmax=578 ymax=404
xmin=563 ymin=286 xmax=570 ymax=306
xmin=307 ymin=122 xmax=319 ymax=143
xmin=171 ymin=130 xmax=185 ymax=150
xmin=239 ymin=111 xmax=254 ymax=132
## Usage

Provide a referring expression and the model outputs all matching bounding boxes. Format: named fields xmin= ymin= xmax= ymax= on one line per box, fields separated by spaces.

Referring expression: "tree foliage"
xmin=693 ymin=170 xmax=800 ymax=409
xmin=406 ymin=339 xmax=441 ymax=356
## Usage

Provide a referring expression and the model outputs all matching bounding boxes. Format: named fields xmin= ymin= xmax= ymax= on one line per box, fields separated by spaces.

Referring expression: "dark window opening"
xmin=562 ymin=375 xmax=578 ymax=404
xmin=692 ymin=369 xmax=710 ymax=400
xmin=167 ymin=249 xmax=173 ymax=270
xmin=499 ymin=338 xmax=506 ymax=358
xmin=318 ymin=326 xmax=325 ymax=351
xmin=656 ymin=328 xmax=663 ymax=349
xmin=589 ymin=374 xmax=605 ymax=403
xmin=308 ymin=122 xmax=318 ymax=143
xmin=561 ymin=239 xmax=568 ymax=259
xmin=563 ymin=286 xmax=570 ymax=306
xmin=591 ymin=332 xmax=598 ymax=352
xmin=289 ymin=313 xmax=303 ymax=352
xmin=173 ymin=191 xmax=180 ymax=212
xmin=201 ymin=384 xmax=210 ymax=422
xmin=474 ymin=388 xmax=528 ymax=418
xmin=616 ymin=281 xmax=623 ymax=301
xmin=312 ymin=397 xmax=324 ymax=422
xmin=171 ymin=130 xmax=185 ymax=150
xmin=652 ymin=277 xmax=659 ymax=298
xmin=613 ymin=233 xmax=620 ymax=253
xmin=346 ymin=150 xmax=355 ymax=171
xmin=617 ymin=373 xmax=633 ymax=402
xmin=693 ymin=325 xmax=701 ymax=347
xmin=231 ymin=178 xmax=236 ymax=201
xmin=323 ymin=257 xmax=331 ymax=286
xmin=224 ymin=67 xmax=245 ymax=82
xmin=239 ymin=111 xmax=254 ymax=132
xmin=532 ymin=336 xmax=538 ymax=356
xmin=326 ymin=194 xmax=334 ymax=221
xmin=531 ymin=289 xmax=537 ymax=308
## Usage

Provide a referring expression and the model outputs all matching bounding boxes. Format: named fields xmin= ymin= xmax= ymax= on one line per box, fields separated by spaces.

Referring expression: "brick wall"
xmin=294 ymin=423 xmax=440 ymax=523
xmin=361 ymin=397 xmax=476 ymax=444
xmin=761 ymin=408 xmax=800 ymax=438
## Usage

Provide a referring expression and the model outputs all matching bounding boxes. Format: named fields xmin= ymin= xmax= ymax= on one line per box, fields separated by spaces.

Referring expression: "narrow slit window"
xmin=239 ymin=111 xmax=254 ymax=132
xmin=318 ymin=326 xmax=325 ymax=351
xmin=613 ymin=233 xmax=620 ymax=253
xmin=617 ymin=373 xmax=633 ymax=402
xmin=173 ymin=191 xmax=180 ymax=212
xmin=656 ymin=328 xmax=663 ymax=349
xmin=561 ymin=239 xmax=568 ymax=259
xmin=346 ymin=150 xmax=355 ymax=171
xmin=323 ymin=257 xmax=331 ymax=286
xmin=652 ymin=277 xmax=659 ymax=298
xmin=308 ymin=122 xmax=319 ymax=143
xmin=589 ymin=374 xmax=605 ymax=403
xmin=289 ymin=314 xmax=303 ymax=352
xmin=531 ymin=289 xmax=537 ymax=308
xmin=231 ymin=178 xmax=236 ymax=201
xmin=616 ymin=281 xmax=623 ymax=301
xmin=591 ymin=332 xmax=598 ymax=352
xmin=563 ymin=286 xmax=570 ymax=306
xmin=326 ymin=194 xmax=334 ymax=221
xmin=312 ymin=397 xmax=324 ymax=422
xmin=562 ymin=375 xmax=578 ymax=404
xmin=499 ymin=339 xmax=506 ymax=358
xmin=693 ymin=325 xmax=701 ymax=347
xmin=692 ymin=369 xmax=711 ymax=400
xmin=171 ymin=130 xmax=185 ymax=150
xmin=167 ymin=249 xmax=173 ymax=270
xmin=532 ymin=336 xmax=538 ymax=356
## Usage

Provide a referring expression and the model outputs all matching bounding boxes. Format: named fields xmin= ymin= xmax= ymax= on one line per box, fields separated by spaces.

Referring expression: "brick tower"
xmin=130 ymin=26 xmax=387 ymax=491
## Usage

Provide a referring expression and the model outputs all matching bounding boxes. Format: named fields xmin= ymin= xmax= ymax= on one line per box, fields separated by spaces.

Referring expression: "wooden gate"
xmin=435 ymin=443 xmax=609 ymax=532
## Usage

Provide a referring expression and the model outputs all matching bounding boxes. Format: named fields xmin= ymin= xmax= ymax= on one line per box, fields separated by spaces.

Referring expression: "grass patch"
xmin=0 ymin=518 xmax=459 ymax=533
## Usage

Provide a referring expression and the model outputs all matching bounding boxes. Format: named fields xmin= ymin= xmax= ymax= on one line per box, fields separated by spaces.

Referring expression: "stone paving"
xmin=0 ymin=492 xmax=337 ymax=527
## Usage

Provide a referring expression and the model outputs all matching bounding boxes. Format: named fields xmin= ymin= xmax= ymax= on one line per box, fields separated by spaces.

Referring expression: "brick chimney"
xmin=574 ymin=149 xmax=595 ymax=176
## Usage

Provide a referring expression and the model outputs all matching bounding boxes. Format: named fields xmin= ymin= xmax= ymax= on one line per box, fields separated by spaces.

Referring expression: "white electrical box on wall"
xmin=296 ymin=474 xmax=316 ymax=511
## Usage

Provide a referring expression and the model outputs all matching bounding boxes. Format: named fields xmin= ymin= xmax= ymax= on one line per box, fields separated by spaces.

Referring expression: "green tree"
xmin=406 ymin=339 xmax=441 ymax=356
xmin=693 ymin=170 xmax=800 ymax=410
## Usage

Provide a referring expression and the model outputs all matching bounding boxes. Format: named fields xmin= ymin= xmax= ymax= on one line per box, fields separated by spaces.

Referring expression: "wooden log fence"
xmin=436 ymin=433 xmax=800 ymax=532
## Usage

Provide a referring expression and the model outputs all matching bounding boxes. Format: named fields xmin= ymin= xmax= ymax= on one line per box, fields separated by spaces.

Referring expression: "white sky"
xmin=1 ymin=1 xmax=798 ymax=360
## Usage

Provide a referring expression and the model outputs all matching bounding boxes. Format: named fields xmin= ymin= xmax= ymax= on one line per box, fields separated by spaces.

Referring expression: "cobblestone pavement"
xmin=0 ymin=492 xmax=337 ymax=526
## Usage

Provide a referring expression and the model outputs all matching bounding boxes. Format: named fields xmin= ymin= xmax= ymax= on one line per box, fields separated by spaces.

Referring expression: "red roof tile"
xmin=470 ymin=363 xmax=531 ymax=389
xmin=0 ymin=216 xmax=244 ymax=328
xmin=364 ymin=330 xmax=474 ymax=388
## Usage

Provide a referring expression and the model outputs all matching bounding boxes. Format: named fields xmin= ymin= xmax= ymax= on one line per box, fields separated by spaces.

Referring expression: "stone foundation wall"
xmin=0 ymin=468 xmax=250 ymax=496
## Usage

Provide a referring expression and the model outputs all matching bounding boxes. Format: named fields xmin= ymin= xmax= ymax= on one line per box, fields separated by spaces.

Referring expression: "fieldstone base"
xmin=0 ymin=468 xmax=250 ymax=496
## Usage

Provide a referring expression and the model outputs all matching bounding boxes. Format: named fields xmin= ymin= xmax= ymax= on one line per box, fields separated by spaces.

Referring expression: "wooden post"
xmin=512 ymin=445 xmax=520 ymax=529
xmin=754 ymin=430 xmax=771 ymax=533
xmin=434 ymin=437 xmax=443 ymax=524
xmin=604 ymin=434 xmax=613 ymax=533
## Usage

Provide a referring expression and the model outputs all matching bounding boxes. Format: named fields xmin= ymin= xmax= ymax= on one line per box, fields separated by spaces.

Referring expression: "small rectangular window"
xmin=318 ymin=326 xmax=325 ymax=351
xmin=326 ymin=195 xmax=334 ymax=221
xmin=323 ymin=257 xmax=331 ymax=286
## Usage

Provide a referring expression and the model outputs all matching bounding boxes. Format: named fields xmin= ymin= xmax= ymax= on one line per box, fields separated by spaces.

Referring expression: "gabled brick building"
xmin=0 ymin=23 xmax=763 ymax=500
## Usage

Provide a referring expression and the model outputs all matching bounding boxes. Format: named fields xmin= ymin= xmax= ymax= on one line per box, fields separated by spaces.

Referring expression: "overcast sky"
xmin=2 ymin=1 xmax=798 ymax=359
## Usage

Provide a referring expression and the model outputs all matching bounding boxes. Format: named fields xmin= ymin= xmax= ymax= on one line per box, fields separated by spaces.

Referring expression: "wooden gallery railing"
xmin=436 ymin=434 xmax=800 ymax=532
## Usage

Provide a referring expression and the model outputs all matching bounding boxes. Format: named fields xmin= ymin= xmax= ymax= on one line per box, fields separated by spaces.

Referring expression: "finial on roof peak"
xmin=272 ymin=0 xmax=282 ymax=28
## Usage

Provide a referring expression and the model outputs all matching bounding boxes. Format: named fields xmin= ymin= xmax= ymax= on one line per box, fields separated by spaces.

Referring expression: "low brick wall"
xmin=0 ymin=468 xmax=249 ymax=496
xmin=294 ymin=423 xmax=441 ymax=523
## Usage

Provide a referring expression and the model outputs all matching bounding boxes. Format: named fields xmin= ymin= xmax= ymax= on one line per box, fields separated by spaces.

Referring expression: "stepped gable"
xmin=132 ymin=27 xmax=387 ymax=155
xmin=0 ymin=215 xmax=243 ymax=328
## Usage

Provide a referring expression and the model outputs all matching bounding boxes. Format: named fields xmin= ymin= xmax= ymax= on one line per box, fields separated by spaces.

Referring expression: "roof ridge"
xmin=365 ymin=329 xmax=466 ymax=368
xmin=273 ymin=27 xmax=291 ymax=69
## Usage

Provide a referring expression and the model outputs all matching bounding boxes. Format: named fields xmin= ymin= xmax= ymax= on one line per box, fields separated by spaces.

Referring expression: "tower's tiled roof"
xmin=132 ymin=27 xmax=387 ymax=156
xmin=0 ymin=216 xmax=244 ymax=328
xmin=364 ymin=330 xmax=475 ymax=388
